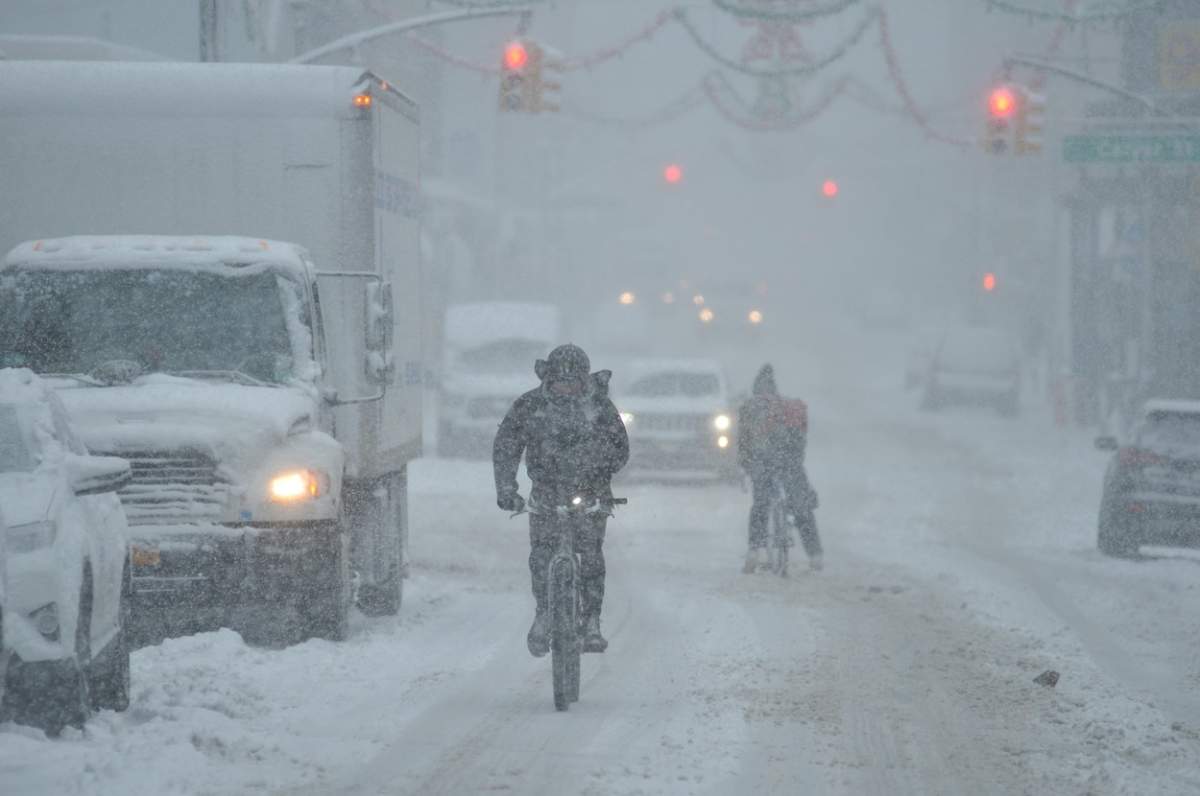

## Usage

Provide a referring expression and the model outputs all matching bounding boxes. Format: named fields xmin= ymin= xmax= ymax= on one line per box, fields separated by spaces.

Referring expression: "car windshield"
xmin=627 ymin=371 xmax=720 ymax=398
xmin=0 ymin=268 xmax=296 ymax=383
xmin=1140 ymin=411 xmax=1200 ymax=450
xmin=457 ymin=338 xmax=548 ymax=374
xmin=0 ymin=404 xmax=35 ymax=472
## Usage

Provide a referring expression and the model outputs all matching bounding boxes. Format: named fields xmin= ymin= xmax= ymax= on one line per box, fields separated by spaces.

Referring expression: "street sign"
xmin=1063 ymin=135 xmax=1200 ymax=163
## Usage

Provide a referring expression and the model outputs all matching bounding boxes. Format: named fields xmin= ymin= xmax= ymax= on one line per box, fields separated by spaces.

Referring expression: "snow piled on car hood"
xmin=55 ymin=376 xmax=315 ymax=463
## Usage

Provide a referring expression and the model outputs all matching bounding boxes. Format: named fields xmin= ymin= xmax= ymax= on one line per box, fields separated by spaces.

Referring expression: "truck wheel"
xmin=301 ymin=529 xmax=351 ymax=642
xmin=356 ymin=472 xmax=406 ymax=617
xmin=91 ymin=568 xmax=132 ymax=712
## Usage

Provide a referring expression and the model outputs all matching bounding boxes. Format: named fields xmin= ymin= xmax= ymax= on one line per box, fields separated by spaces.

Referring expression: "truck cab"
xmin=0 ymin=236 xmax=399 ymax=642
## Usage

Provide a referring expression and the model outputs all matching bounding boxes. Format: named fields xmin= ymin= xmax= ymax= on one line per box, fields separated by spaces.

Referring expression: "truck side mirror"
xmin=365 ymin=281 xmax=395 ymax=384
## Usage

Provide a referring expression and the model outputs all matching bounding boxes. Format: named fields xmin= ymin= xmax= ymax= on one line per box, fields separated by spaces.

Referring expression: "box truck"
xmin=0 ymin=61 xmax=423 ymax=641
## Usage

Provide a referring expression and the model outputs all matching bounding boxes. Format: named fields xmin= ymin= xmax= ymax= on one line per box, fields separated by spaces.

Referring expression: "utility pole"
xmin=199 ymin=0 xmax=218 ymax=62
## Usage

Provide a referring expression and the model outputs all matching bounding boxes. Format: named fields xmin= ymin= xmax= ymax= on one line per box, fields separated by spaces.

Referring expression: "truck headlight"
xmin=713 ymin=414 xmax=731 ymax=431
xmin=268 ymin=469 xmax=325 ymax=502
xmin=7 ymin=520 xmax=57 ymax=553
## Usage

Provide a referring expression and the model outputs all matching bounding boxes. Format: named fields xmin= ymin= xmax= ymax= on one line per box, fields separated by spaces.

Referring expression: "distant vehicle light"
xmin=661 ymin=291 xmax=675 ymax=305
xmin=699 ymin=307 xmax=714 ymax=324
xmin=692 ymin=294 xmax=705 ymax=306
xmin=822 ymin=179 xmax=839 ymax=198
xmin=717 ymin=435 xmax=730 ymax=449
xmin=748 ymin=309 xmax=764 ymax=325
xmin=620 ymin=411 xmax=635 ymax=426
xmin=982 ymin=272 xmax=997 ymax=292
xmin=353 ymin=93 xmax=373 ymax=109
xmin=619 ymin=291 xmax=636 ymax=305
xmin=663 ymin=164 xmax=683 ymax=184
xmin=713 ymin=414 xmax=731 ymax=431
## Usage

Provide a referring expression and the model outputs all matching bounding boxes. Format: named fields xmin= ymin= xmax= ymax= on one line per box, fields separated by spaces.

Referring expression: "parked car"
xmin=614 ymin=359 xmax=737 ymax=481
xmin=922 ymin=326 xmax=1021 ymax=416
xmin=0 ymin=368 xmax=132 ymax=735
xmin=1095 ymin=400 xmax=1200 ymax=557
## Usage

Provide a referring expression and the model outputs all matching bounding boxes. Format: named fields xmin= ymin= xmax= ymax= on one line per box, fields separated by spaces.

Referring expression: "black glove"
xmin=497 ymin=491 xmax=525 ymax=513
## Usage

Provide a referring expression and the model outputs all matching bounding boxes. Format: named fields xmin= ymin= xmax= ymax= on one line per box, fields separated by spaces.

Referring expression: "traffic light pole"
xmin=290 ymin=7 xmax=533 ymax=64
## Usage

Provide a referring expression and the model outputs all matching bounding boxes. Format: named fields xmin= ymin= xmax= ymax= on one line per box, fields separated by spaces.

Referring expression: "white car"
xmin=922 ymin=326 xmax=1021 ymax=416
xmin=615 ymin=359 xmax=737 ymax=481
xmin=0 ymin=369 xmax=132 ymax=734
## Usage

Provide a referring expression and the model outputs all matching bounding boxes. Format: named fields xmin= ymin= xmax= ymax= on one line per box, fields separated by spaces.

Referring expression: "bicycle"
xmin=766 ymin=479 xmax=793 ymax=578
xmin=514 ymin=491 xmax=626 ymax=712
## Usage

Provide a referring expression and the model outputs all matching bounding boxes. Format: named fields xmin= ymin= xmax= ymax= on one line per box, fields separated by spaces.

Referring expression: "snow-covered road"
xmin=4 ymin=327 xmax=1200 ymax=795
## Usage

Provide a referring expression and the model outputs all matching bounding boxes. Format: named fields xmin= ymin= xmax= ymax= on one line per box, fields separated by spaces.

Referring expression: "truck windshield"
xmin=0 ymin=404 xmax=35 ymax=472
xmin=0 ymin=268 xmax=295 ymax=384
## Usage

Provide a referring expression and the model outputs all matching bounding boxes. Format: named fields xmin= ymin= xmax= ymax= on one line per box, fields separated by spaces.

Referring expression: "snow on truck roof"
xmin=3 ymin=236 xmax=315 ymax=281
xmin=0 ymin=60 xmax=416 ymax=119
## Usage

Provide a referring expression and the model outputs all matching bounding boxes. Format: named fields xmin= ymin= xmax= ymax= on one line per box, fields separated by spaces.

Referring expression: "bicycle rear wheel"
xmin=550 ymin=564 xmax=577 ymax=712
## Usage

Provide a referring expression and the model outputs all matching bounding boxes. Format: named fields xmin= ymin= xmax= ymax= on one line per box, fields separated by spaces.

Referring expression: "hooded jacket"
xmin=493 ymin=370 xmax=630 ymax=499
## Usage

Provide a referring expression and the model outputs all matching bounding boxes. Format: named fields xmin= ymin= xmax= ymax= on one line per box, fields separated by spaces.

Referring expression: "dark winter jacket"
xmin=493 ymin=371 xmax=630 ymax=500
xmin=737 ymin=364 xmax=807 ymax=476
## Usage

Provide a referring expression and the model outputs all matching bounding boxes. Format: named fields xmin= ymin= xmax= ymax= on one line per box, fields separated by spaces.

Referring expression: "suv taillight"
xmin=1119 ymin=447 xmax=1164 ymax=468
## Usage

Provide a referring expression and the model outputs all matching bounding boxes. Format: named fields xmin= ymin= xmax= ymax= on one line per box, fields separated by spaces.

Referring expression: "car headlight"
xmin=7 ymin=520 xmax=57 ymax=553
xmin=268 ymin=469 xmax=326 ymax=502
xmin=713 ymin=414 xmax=732 ymax=431
xmin=620 ymin=411 xmax=634 ymax=426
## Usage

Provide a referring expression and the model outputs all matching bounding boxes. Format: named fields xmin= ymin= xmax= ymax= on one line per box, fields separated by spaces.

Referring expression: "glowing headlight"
xmin=7 ymin=520 xmax=56 ymax=553
xmin=572 ymin=496 xmax=583 ymax=506
xmin=717 ymin=435 xmax=730 ymax=449
xmin=268 ymin=469 xmax=324 ymax=502
xmin=713 ymin=414 xmax=731 ymax=431
xmin=748 ymin=309 xmax=764 ymax=325
xmin=620 ymin=411 xmax=635 ymax=426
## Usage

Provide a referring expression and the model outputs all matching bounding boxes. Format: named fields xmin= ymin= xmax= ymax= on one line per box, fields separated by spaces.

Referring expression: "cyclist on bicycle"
xmin=737 ymin=364 xmax=823 ymax=573
xmin=493 ymin=343 xmax=629 ymax=657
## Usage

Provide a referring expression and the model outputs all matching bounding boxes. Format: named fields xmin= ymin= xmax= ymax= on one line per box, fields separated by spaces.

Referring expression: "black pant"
xmin=529 ymin=512 xmax=607 ymax=620
xmin=748 ymin=469 xmax=822 ymax=557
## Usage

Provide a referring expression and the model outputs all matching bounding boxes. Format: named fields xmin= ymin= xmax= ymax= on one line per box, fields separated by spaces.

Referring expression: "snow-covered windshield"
xmin=627 ymin=372 xmax=720 ymax=398
xmin=0 ymin=404 xmax=34 ymax=472
xmin=456 ymin=338 xmax=547 ymax=374
xmin=1140 ymin=411 xmax=1200 ymax=450
xmin=0 ymin=269 xmax=295 ymax=383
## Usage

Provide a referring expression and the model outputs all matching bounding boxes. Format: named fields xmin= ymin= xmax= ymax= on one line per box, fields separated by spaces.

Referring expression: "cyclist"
xmin=737 ymin=364 xmax=823 ymax=573
xmin=493 ymin=344 xmax=629 ymax=657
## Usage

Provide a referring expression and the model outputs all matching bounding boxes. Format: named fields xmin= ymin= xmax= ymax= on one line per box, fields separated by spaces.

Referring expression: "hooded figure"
xmin=736 ymin=363 xmax=823 ymax=573
xmin=493 ymin=343 xmax=629 ymax=656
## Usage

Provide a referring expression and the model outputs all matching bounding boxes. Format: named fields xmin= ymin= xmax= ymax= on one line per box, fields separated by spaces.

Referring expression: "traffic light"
xmin=821 ymin=179 xmax=839 ymax=198
xmin=1015 ymin=89 xmax=1045 ymax=155
xmin=498 ymin=40 xmax=559 ymax=114
xmin=663 ymin=163 xmax=683 ymax=184
xmin=984 ymin=84 xmax=1018 ymax=155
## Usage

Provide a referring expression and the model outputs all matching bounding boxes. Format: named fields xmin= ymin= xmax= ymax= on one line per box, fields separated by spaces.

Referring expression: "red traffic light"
xmin=663 ymin=164 xmax=683 ymax=184
xmin=988 ymin=86 xmax=1017 ymax=119
xmin=822 ymin=179 xmax=839 ymax=198
xmin=504 ymin=41 xmax=528 ymax=71
xmin=982 ymin=272 xmax=997 ymax=292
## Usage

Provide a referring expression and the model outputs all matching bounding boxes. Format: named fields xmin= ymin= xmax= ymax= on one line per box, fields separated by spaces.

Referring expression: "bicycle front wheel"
xmin=549 ymin=564 xmax=577 ymax=712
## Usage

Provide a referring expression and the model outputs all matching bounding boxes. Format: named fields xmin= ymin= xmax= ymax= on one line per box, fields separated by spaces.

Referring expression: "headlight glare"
xmin=7 ymin=520 xmax=56 ymax=553
xmin=713 ymin=414 xmax=732 ymax=431
xmin=268 ymin=469 xmax=324 ymax=502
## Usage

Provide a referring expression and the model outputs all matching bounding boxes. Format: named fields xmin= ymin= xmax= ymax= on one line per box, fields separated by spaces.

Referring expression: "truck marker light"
xmin=269 ymin=470 xmax=322 ymax=502
xmin=353 ymin=93 xmax=373 ymax=109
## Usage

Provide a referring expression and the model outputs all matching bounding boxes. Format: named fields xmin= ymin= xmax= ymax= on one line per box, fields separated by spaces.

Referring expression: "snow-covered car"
xmin=1095 ymin=400 xmax=1200 ymax=557
xmin=439 ymin=302 xmax=559 ymax=456
xmin=615 ymin=359 xmax=737 ymax=480
xmin=0 ymin=369 xmax=132 ymax=735
xmin=921 ymin=326 xmax=1021 ymax=416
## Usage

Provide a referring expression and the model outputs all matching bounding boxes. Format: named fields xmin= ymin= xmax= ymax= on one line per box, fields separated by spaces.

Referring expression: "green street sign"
xmin=1063 ymin=135 xmax=1200 ymax=163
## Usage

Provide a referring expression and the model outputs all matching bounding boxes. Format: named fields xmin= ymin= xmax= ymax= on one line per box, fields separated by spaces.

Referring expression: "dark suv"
xmin=1095 ymin=400 xmax=1200 ymax=557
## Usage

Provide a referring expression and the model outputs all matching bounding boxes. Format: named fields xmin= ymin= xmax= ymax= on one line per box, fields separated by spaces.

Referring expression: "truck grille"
xmin=636 ymin=413 xmax=709 ymax=434
xmin=100 ymin=451 xmax=231 ymax=525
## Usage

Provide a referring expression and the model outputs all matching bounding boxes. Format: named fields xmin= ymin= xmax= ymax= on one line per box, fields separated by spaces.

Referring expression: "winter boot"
xmin=582 ymin=615 xmax=608 ymax=653
xmin=527 ymin=609 xmax=550 ymax=657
